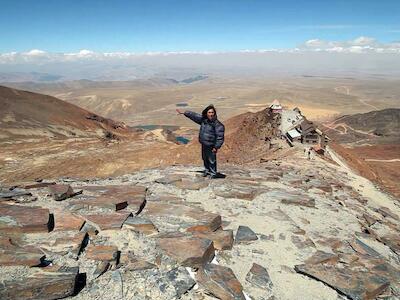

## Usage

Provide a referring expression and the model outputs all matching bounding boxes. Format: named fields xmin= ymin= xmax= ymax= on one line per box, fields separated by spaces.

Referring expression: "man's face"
xmin=207 ymin=108 xmax=215 ymax=120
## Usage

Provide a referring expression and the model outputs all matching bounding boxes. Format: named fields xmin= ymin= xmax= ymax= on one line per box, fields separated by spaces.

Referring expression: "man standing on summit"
xmin=177 ymin=105 xmax=225 ymax=178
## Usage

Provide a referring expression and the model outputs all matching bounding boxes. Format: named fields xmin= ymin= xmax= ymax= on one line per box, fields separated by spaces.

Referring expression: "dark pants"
xmin=202 ymin=144 xmax=217 ymax=176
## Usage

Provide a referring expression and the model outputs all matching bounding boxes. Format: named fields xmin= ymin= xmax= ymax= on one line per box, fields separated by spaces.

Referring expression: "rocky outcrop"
xmin=0 ymin=158 xmax=399 ymax=299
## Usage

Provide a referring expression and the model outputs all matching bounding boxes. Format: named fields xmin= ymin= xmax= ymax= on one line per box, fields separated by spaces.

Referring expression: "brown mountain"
xmin=323 ymin=108 xmax=400 ymax=198
xmin=323 ymin=108 xmax=400 ymax=144
xmin=0 ymin=85 xmax=130 ymax=141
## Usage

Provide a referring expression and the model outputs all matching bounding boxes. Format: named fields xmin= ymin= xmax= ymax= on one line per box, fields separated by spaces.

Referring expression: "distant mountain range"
xmin=0 ymin=72 xmax=63 ymax=83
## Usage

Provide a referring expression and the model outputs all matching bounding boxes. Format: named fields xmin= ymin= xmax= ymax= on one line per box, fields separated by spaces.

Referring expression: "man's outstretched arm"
xmin=177 ymin=109 xmax=202 ymax=125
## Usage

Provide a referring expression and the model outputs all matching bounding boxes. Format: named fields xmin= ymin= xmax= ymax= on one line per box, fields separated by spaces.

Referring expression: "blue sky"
xmin=0 ymin=0 xmax=399 ymax=53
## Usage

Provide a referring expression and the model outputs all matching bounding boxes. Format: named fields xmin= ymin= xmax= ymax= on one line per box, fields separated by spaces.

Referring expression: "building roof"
xmin=287 ymin=129 xmax=301 ymax=139
xmin=270 ymin=99 xmax=282 ymax=110
xmin=300 ymin=119 xmax=316 ymax=134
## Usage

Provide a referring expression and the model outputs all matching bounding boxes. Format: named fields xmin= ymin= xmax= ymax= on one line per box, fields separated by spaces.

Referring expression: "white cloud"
xmin=300 ymin=36 xmax=400 ymax=53
xmin=25 ymin=49 xmax=47 ymax=56
xmin=1 ymin=37 xmax=399 ymax=65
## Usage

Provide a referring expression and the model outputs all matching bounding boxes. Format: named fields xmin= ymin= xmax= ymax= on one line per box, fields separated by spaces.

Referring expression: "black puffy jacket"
xmin=184 ymin=110 xmax=225 ymax=149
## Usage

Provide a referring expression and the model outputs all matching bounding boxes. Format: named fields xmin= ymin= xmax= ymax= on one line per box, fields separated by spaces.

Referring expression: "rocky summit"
xmin=0 ymin=147 xmax=400 ymax=300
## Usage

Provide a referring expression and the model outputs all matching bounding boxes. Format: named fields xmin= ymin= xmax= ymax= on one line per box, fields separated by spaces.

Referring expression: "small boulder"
xmin=48 ymin=184 xmax=75 ymax=201
xmin=157 ymin=235 xmax=215 ymax=268
xmin=197 ymin=264 xmax=245 ymax=300
xmin=246 ymin=263 xmax=273 ymax=291
xmin=235 ymin=226 xmax=258 ymax=244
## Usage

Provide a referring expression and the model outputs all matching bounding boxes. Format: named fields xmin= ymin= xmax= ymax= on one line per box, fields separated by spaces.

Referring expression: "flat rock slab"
xmin=19 ymin=182 xmax=56 ymax=189
xmin=0 ymin=188 xmax=32 ymax=199
xmin=197 ymin=264 xmax=246 ymax=300
xmin=53 ymin=210 xmax=85 ymax=231
xmin=85 ymin=245 xmax=119 ymax=261
xmin=147 ymin=195 xmax=185 ymax=204
xmin=123 ymin=258 xmax=157 ymax=271
xmin=155 ymin=175 xmax=185 ymax=184
xmin=173 ymin=178 xmax=209 ymax=190
xmin=79 ymin=185 xmax=146 ymax=213
xmin=295 ymin=251 xmax=400 ymax=300
xmin=193 ymin=229 xmax=234 ymax=250
xmin=246 ymin=263 xmax=273 ymax=291
xmin=375 ymin=206 xmax=399 ymax=221
xmin=41 ymin=232 xmax=88 ymax=259
xmin=281 ymin=197 xmax=316 ymax=208
xmin=264 ymin=189 xmax=315 ymax=208
xmin=291 ymin=234 xmax=316 ymax=249
xmin=213 ymin=183 xmax=260 ymax=201
xmin=48 ymin=184 xmax=75 ymax=201
xmin=0 ymin=245 xmax=45 ymax=266
xmin=348 ymin=238 xmax=381 ymax=258
xmin=73 ymin=196 xmax=128 ymax=211
xmin=304 ymin=251 xmax=338 ymax=265
xmin=143 ymin=202 xmax=221 ymax=233
xmin=123 ymin=216 xmax=158 ymax=235
xmin=83 ymin=212 xmax=131 ymax=230
xmin=380 ymin=234 xmax=400 ymax=255
xmin=0 ymin=203 xmax=50 ymax=233
xmin=0 ymin=266 xmax=79 ymax=300
xmin=157 ymin=236 xmax=215 ymax=268
xmin=164 ymin=267 xmax=196 ymax=298
xmin=235 ymin=226 xmax=258 ymax=244
xmin=295 ymin=263 xmax=390 ymax=300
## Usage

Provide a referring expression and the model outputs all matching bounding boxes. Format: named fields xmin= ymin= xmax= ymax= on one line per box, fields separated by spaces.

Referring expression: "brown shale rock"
xmin=246 ymin=263 xmax=273 ymax=291
xmin=291 ymin=235 xmax=316 ymax=249
xmin=123 ymin=257 xmax=157 ymax=271
xmin=157 ymin=235 xmax=215 ymax=267
xmin=295 ymin=251 xmax=400 ymax=300
xmin=379 ymin=234 xmax=400 ymax=255
xmin=123 ymin=215 xmax=158 ymax=235
xmin=83 ymin=212 xmax=131 ymax=230
xmin=0 ymin=188 xmax=32 ymax=199
xmin=0 ymin=203 xmax=50 ymax=233
xmin=143 ymin=202 xmax=221 ymax=233
xmin=79 ymin=185 xmax=147 ymax=214
xmin=0 ymin=266 xmax=79 ymax=300
xmin=53 ymin=210 xmax=85 ymax=231
xmin=72 ymin=196 xmax=128 ymax=211
xmin=304 ymin=250 xmax=338 ymax=265
xmin=155 ymin=175 xmax=185 ymax=184
xmin=0 ymin=245 xmax=45 ymax=266
xmin=85 ymin=244 xmax=119 ymax=261
xmin=48 ymin=184 xmax=75 ymax=201
xmin=213 ymin=183 xmax=260 ymax=201
xmin=197 ymin=264 xmax=246 ymax=300
xmin=40 ymin=232 xmax=88 ymax=259
xmin=19 ymin=182 xmax=56 ymax=189
xmin=147 ymin=194 xmax=185 ymax=204
xmin=375 ymin=206 xmax=399 ymax=221
xmin=193 ymin=229 xmax=234 ymax=250
xmin=235 ymin=226 xmax=258 ymax=244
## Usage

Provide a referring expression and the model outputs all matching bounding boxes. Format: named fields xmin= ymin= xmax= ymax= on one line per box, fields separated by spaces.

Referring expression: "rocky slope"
xmin=0 ymin=85 xmax=130 ymax=141
xmin=322 ymin=108 xmax=400 ymax=198
xmin=1 ymin=147 xmax=399 ymax=300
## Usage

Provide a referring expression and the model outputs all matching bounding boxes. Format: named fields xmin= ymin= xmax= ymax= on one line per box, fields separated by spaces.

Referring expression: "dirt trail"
xmin=365 ymin=158 xmax=400 ymax=162
xmin=326 ymin=146 xmax=398 ymax=211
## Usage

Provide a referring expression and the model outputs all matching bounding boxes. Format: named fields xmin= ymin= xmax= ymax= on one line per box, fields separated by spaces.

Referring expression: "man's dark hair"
xmin=202 ymin=104 xmax=217 ymax=119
